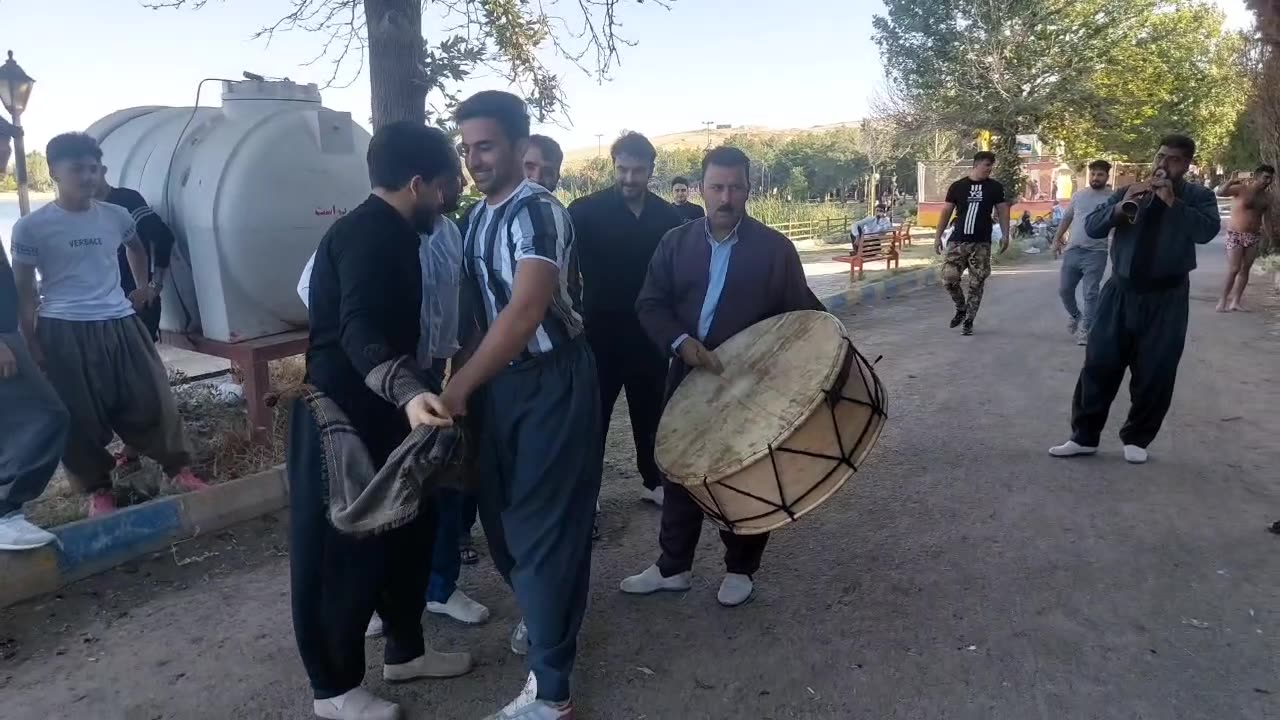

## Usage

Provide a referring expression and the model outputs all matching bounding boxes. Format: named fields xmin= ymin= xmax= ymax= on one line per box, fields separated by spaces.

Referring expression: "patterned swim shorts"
xmin=1226 ymin=230 xmax=1260 ymax=251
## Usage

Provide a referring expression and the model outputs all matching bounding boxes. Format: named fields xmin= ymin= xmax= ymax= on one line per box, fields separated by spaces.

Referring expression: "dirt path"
xmin=2 ymin=240 xmax=1278 ymax=720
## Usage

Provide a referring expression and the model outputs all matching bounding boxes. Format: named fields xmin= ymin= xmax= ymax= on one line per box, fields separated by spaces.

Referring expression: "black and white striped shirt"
xmin=462 ymin=180 xmax=583 ymax=358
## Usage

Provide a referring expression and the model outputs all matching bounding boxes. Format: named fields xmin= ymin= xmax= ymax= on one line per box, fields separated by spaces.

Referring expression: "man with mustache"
xmin=436 ymin=90 xmax=601 ymax=720
xmin=621 ymin=146 xmax=824 ymax=608
xmin=1050 ymin=134 xmax=1220 ymax=465
xmin=290 ymin=121 xmax=473 ymax=720
xmin=1052 ymin=159 xmax=1113 ymax=346
xmin=569 ymin=131 xmax=684 ymax=509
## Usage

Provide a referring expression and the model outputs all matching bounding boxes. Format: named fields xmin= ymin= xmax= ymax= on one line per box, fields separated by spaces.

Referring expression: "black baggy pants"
xmin=471 ymin=337 xmax=602 ymax=703
xmin=657 ymin=480 xmax=770 ymax=577
xmin=286 ymin=399 xmax=435 ymax=700
xmin=1070 ymin=277 xmax=1189 ymax=449
xmin=587 ymin=328 xmax=666 ymax=491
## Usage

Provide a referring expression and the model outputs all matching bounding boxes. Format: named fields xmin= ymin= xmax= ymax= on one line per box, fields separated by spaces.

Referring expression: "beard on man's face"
xmin=411 ymin=202 xmax=438 ymax=234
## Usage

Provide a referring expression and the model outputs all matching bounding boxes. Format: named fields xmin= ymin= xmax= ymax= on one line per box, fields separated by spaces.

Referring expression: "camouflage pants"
xmin=942 ymin=241 xmax=992 ymax=322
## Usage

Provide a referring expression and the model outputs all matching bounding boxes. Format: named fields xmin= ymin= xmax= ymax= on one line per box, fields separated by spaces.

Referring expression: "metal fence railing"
xmin=768 ymin=217 xmax=850 ymax=243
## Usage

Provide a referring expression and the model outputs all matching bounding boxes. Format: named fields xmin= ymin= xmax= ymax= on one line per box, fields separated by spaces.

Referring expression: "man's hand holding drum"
xmin=677 ymin=336 xmax=723 ymax=374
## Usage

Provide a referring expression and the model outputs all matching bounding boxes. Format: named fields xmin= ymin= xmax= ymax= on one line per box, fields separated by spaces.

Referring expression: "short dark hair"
xmin=1158 ymin=134 xmax=1196 ymax=159
xmin=611 ymin=132 xmax=657 ymax=164
xmin=1087 ymin=159 xmax=1112 ymax=173
xmin=527 ymin=134 xmax=563 ymax=167
xmin=973 ymin=151 xmax=996 ymax=165
xmin=366 ymin=121 xmax=458 ymax=191
xmin=455 ymin=91 xmax=531 ymax=142
xmin=1257 ymin=164 xmax=1276 ymax=175
xmin=47 ymin=132 xmax=102 ymax=166
xmin=701 ymin=146 xmax=750 ymax=179
xmin=671 ymin=176 xmax=690 ymax=188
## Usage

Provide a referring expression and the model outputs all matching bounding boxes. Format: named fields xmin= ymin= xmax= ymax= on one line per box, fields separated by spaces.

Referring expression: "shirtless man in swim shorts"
xmin=1216 ymin=164 xmax=1274 ymax=312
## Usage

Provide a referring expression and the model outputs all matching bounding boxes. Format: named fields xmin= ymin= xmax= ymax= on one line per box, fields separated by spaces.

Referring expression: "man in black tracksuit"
xmin=1050 ymin=134 xmax=1220 ymax=464
xmin=96 ymin=169 xmax=176 ymax=342
xmin=569 ymin=132 xmax=684 ymax=507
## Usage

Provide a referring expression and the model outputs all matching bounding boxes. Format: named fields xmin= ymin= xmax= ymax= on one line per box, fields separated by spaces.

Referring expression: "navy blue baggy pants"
xmin=471 ymin=336 xmax=603 ymax=703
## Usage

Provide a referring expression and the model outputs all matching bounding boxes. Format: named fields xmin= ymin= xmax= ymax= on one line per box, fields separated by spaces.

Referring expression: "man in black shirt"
xmin=569 ymin=132 xmax=684 ymax=508
xmin=96 ymin=169 xmax=175 ymax=342
xmin=1051 ymin=134 xmax=1220 ymax=465
xmin=290 ymin=121 xmax=472 ymax=720
xmin=671 ymin=176 xmax=705 ymax=222
xmin=524 ymin=134 xmax=563 ymax=192
xmin=934 ymin=151 xmax=1011 ymax=335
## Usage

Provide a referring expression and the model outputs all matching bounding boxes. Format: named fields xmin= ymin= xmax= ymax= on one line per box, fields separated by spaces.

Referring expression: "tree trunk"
xmin=364 ymin=0 xmax=425 ymax=128
xmin=1254 ymin=52 xmax=1280 ymax=254
xmin=992 ymin=132 xmax=1025 ymax=200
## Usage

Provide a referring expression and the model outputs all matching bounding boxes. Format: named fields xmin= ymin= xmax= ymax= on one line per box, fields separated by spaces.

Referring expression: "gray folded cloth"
xmin=299 ymin=385 xmax=469 ymax=538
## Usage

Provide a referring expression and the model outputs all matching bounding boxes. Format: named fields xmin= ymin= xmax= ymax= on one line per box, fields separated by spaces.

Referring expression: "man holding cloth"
xmin=1050 ymin=135 xmax=1220 ymax=465
xmin=621 ymin=146 xmax=823 ymax=608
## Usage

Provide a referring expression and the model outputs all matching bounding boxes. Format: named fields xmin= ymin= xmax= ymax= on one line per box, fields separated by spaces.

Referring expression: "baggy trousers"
xmin=286 ymin=399 xmax=436 ymax=699
xmin=0 ymin=332 xmax=69 ymax=515
xmin=427 ymin=487 xmax=478 ymax=603
xmin=36 ymin=315 xmax=190 ymax=491
xmin=587 ymin=328 xmax=666 ymax=491
xmin=1059 ymin=247 xmax=1108 ymax=331
xmin=1070 ymin=277 xmax=1189 ymax=450
xmin=471 ymin=337 xmax=602 ymax=702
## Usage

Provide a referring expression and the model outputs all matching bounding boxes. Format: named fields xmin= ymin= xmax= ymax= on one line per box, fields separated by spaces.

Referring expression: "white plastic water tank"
xmin=86 ymin=80 xmax=372 ymax=343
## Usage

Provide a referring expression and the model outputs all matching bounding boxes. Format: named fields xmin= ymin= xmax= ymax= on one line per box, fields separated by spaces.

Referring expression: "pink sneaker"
xmin=169 ymin=468 xmax=209 ymax=493
xmin=88 ymin=490 xmax=118 ymax=518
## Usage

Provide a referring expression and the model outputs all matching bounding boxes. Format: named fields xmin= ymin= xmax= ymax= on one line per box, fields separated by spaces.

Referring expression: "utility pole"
xmin=702 ymin=120 xmax=715 ymax=148
xmin=595 ymin=133 xmax=604 ymax=157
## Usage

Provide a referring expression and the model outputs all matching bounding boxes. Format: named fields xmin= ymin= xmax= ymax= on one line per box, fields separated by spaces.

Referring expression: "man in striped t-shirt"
xmin=435 ymin=90 xmax=601 ymax=720
xmin=934 ymin=151 xmax=1011 ymax=335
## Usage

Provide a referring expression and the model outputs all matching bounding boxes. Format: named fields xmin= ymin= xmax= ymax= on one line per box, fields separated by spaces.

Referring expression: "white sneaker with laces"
xmin=1049 ymin=440 xmax=1097 ymax=457
xmin=717 ymin=573 xmax=755 ymax=607
xmin=428 ymin=589 xmax=491 ymax=625
xmin=313 ymin=687 xmax=401 ymax=720
xmin=619 ymin=564 xmax=692 ymax=595
xmin=1123 ymin=445 xmax=1149 ymax=464
xmin=366 ymin=613 xmax=384 ymax=639
xmin=642 ymin=485 xmax=665 ymax=507
xmin=482 ymin=672 xmax=574 ymax=719
xmin=0 ymin=512 xmax=57 ymax=551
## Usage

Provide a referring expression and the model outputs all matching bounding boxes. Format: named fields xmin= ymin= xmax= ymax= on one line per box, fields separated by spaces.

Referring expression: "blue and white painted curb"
xmin=1 ymin=466 xmax=287 ymax=608
xmin=820 ymin=263 xmax=942 ymax=312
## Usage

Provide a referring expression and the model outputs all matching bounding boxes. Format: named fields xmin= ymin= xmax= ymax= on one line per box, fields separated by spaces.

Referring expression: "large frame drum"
xmin=655 ymin=311 xmax=888 ymax=535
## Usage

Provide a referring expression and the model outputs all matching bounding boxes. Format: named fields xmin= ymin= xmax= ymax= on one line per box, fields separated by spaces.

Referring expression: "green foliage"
xmin=0 ymin=152 xmax=53 ymax=193
xmin=1040 ymin=2 xmax=1252 ymax=165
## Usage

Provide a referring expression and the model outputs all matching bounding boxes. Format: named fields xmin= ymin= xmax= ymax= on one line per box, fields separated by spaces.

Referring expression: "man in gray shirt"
xmin=1052 ymin=159 xmax=1113 ymax=345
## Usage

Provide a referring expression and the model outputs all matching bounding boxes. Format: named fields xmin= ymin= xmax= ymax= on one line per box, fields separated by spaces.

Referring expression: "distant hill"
xmin=561 ymin=121 xmax=862 ymax=168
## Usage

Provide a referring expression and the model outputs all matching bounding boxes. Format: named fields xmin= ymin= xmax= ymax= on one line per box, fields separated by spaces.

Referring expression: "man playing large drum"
xmin=620 ymin=146 xmax=824 ymax=607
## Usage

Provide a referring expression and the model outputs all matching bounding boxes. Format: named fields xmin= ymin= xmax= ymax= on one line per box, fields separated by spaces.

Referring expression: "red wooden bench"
xmin=833 ymin=231 xmax=900 ymax=281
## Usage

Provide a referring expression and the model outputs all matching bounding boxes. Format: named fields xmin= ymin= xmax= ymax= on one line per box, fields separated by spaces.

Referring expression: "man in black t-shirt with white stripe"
xmin=934 ymin=151 xmax=1011 ymax=335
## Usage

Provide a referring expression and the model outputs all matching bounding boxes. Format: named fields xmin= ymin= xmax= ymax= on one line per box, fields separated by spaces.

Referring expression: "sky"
xmin=3 ymin=0 xmax=1259 ymax=157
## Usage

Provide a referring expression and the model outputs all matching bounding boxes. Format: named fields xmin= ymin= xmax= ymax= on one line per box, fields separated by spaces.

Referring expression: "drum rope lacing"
xmin=693 ymin=339 xmax=888 ymax=532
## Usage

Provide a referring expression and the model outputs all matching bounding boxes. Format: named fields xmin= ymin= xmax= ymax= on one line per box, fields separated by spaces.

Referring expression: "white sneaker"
xmin=0 ymin=512 xmax=57 ymax=551
xmin=314 ymin=687 xmax=401 ymax=720
xmin=383 ymin=647 xmax=473 ymax=681
xmin=641 ymin=485 xmax=665 ymax=507
xmin=428 ymin=589 xmax=491 ymax=625
xmin=1075 ymin=327 xmax=1089 ymax=346
xmin=1049 ymin=440 xmax=1097 ymax=457
xmin=366 ymin=613 xmax=384 ymax=639
xmin=619 ymin=564 xmax=692 ymax=595
xmin=717 ymin=573 xmax=755 ymax=607
xmin=1123 ymin=445 xmax=1149 ymax=464
xmin=483 ymin=672 xmax=574 ymax=719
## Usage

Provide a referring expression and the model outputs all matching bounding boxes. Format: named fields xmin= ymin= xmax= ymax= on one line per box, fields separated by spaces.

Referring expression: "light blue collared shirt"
xmin=672 ymin=218 xmax=741 ymax=352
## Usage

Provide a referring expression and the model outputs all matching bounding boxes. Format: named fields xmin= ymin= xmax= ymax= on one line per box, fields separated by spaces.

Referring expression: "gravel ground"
xmin=1 ymin=239 xmax=1277 ymax=720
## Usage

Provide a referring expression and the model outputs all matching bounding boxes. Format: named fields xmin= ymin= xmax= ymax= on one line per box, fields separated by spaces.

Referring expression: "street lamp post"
xmin=0 ymin=51 xmax=36 ymax=217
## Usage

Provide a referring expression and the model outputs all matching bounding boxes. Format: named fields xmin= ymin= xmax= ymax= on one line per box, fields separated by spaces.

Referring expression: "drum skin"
xmin=655 ymin=311 xmax=888 ymax=535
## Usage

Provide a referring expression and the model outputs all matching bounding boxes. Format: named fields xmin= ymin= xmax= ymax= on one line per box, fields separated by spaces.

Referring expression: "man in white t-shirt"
xmin=9 ymin=132 xmax=206 ymax=518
